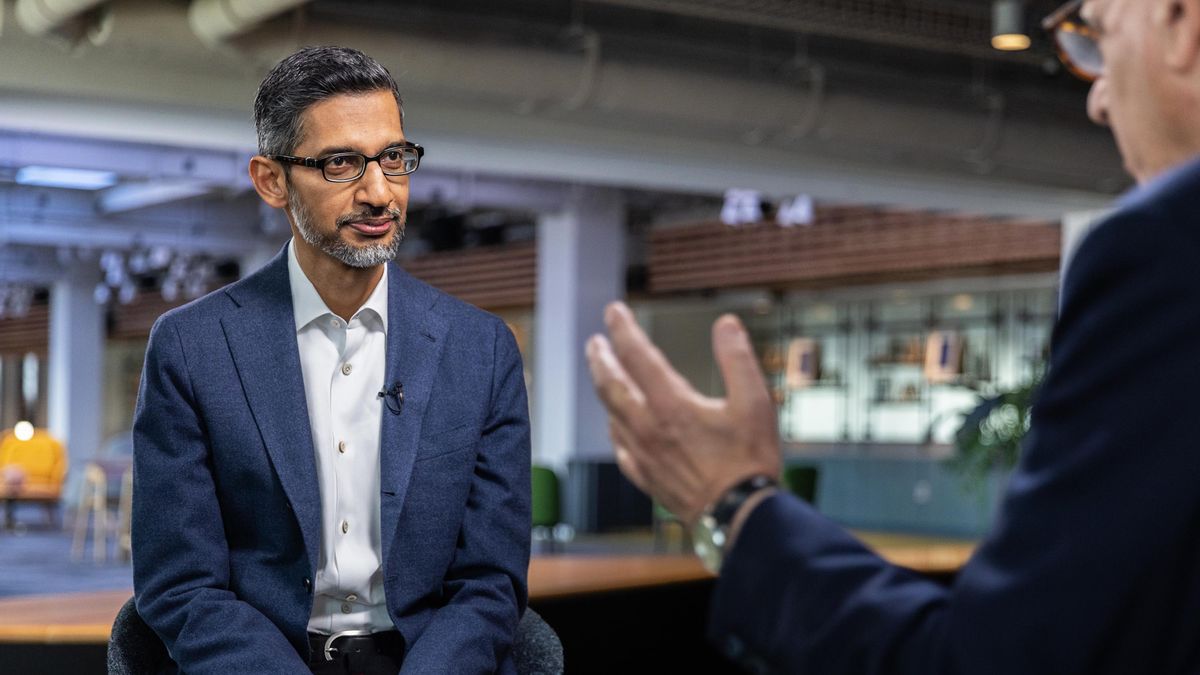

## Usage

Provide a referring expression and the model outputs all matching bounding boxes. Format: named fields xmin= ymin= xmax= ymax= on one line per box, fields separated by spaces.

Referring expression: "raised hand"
xmin=586 ymin=302 xmax=782 ymax=527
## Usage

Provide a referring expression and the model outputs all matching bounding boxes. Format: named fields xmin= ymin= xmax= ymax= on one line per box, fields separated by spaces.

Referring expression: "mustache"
xmin=336 ymin=207 xmax=405 ymax=228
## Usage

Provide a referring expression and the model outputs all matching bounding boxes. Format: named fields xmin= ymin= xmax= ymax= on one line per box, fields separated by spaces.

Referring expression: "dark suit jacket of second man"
xmin=708 ymin=158 xmax=1200 ymax=675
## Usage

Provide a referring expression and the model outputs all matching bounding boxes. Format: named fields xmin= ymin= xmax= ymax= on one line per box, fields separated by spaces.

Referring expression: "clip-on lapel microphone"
xmin=378 ymin=382 xmax=404 ymax=415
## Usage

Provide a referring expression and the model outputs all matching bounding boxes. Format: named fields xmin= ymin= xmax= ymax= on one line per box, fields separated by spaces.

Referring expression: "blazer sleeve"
xmin=132 ymin=315 xmax=308 ymax=674
xmin=708 ymin=209 xmax=1200 ymax=674
xmin=400 ymin=318 xmax=532 ymax=675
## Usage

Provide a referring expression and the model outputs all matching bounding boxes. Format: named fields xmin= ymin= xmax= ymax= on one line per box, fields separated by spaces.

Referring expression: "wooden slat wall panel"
xmin=0 ymin=304 xmax=49 ymax=356
xmin=109 ymin=293 xmax=186 ymax=341
xmin=44 ymin=245 xmax=534 ymax=345
xmin=648 ymin=208 xmax=1061 ymax=293
xmin=403 ymin=242 xmax=537 ymax=311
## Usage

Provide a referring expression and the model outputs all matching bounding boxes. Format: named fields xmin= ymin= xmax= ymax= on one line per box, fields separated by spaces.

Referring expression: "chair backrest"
xmin=783 ymin=465 xmax=820 ymax=504
xmin=108 ymin=594 xmax=563 ymax=675
xmin=0 ymin=429 xmax=67 ymax=491
xmin=515 ymin=608 xmax=564 ymax=675
xmin=108 ymin=596 xmax=170 ymax=675
xmin=531 ymin=465 xmax=561 ymax=528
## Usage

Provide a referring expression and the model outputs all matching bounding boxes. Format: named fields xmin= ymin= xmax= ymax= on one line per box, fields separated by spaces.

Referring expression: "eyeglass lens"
xmin=323 ymin=147 xmax=420 ymax=181
xmin=1055 ymin=24 xmax=1102 ymax=81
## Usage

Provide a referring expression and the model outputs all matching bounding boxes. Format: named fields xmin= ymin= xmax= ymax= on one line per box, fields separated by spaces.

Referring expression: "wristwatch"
xmin=692 ymin=474 xmax=778 ymax=574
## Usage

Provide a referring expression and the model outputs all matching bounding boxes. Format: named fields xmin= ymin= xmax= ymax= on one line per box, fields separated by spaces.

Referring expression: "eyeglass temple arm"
xmin=271 ymin=154 xmax=319 ymax=168
xmin=1041 ymin=0 xmax=1082 ymax=31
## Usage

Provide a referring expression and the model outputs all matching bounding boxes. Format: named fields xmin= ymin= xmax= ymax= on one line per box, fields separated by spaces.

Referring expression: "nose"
xmin=354 ymin=161 xmax=397 ymax=209
xmin=1087 ymin=77 xmax=1110 ymax=127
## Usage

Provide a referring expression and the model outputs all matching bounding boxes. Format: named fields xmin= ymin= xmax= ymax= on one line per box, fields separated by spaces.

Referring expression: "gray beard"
xmin=288 ymin=190 xmax=404 ymax=269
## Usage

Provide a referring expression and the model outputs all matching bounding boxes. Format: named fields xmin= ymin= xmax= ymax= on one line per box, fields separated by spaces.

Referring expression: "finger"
xmin=586 ymin=334 xmax=653 ymax=431
xmin=711 ymin=314 xmax=771 ymax=412
xmin=615 ymin=446 xmax=655 ymax=499
xmin=603 ymin=302 xmax=697 ymax=414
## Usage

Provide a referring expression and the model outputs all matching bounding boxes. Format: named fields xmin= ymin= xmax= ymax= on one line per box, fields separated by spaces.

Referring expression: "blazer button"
xmin=303 ymin=577 xmax=312 ymax=591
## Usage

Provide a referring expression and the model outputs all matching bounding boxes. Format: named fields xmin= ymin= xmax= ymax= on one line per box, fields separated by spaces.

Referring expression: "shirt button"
xmin=329 ymin=318 xmax=338 ymax=328
xmin=341 ymin=603 xmax=352 ymax=614
xmin=341 ymin=363 xmax=353 ymax=376
xmin=346 ymin=594 xmax=357 ymax=602
xmin=341 ymin=521 xmax=349 ymax=534
xmin=338 ymin=440 xmax=346 ymax=454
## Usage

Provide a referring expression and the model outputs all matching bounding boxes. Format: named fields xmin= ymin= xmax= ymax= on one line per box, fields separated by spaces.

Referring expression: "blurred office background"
xmin=0 ymin=0 xmax=1120 ymax=668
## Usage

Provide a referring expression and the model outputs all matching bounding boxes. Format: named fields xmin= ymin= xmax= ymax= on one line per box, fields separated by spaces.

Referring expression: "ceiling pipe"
xmin=188 ymin=0 xmax=312 ymax=46
xmin=15 ymin=0 xmax=107 ymax=37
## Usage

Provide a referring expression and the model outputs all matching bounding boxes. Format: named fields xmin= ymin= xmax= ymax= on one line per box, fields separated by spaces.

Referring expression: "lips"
xmin=345 ymin=219 xmax=394 ymax=236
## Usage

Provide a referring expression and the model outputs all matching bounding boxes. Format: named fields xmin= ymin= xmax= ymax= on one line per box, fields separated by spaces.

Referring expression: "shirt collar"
xmin=287 ymin=239 xmax=389 ymax=334
xmin=1116 ymin=154 xmax=1200 ymax=211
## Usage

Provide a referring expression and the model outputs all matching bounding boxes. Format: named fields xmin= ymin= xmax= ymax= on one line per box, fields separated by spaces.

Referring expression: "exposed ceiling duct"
xmin=0 ymin=0 xmax=1122 ymax=193
xmin=188 ymin=0 xmax=313 ymax=46
xmin=15 ymin=0 xmax=110 ymax=45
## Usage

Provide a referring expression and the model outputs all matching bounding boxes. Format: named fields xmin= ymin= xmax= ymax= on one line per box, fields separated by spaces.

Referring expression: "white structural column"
xmin=48 ymin=266 xmax=105 ymax=501
xmin=533 ymin=187 xmax=625 ymax=475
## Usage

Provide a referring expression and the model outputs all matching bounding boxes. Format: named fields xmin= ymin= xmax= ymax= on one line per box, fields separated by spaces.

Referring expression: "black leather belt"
xmin=307 ymin=629 xmax=405 ymax=673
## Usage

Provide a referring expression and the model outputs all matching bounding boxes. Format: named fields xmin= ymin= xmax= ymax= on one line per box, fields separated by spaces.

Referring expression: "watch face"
xmin=692 ymin=515 xmax=724 ymax=574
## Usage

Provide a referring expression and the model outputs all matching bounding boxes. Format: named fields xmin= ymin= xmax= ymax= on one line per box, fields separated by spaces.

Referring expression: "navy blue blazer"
xmin=709 ymin=158 xmax=1200 ymax=674
xmin=132 ymin=247 xmax=531 ymax=674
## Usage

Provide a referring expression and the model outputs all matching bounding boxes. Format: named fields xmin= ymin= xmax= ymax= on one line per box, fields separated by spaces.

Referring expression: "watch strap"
xmin=710 ymin=474 xmax=779 ymax=529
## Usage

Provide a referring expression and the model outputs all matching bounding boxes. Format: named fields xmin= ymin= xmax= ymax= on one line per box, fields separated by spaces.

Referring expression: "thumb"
xmin=712 ymin=314 xmax=770 ymax=411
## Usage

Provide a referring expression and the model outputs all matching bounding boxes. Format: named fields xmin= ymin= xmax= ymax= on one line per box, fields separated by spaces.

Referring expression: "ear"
xmin=1160 ymin=0 xmax=1200 ymax=72
xmin=248 ymin=155 xmax=289 ymax=209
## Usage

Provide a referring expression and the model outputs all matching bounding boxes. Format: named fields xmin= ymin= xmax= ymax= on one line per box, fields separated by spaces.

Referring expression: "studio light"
xmin=14 ymin=421 xmax=34 ymax=442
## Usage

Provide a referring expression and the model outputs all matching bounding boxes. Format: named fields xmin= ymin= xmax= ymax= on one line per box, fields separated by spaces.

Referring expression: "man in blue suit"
xmin=588 ymin=0 xmax=1200 ymax=672
xmin=132 ymin=46 xmax=530 ymax=674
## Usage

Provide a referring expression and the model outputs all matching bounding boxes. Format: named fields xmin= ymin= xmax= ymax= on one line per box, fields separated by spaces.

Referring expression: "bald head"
xmin=1084 ymin=0 xmax=1200 ymax=182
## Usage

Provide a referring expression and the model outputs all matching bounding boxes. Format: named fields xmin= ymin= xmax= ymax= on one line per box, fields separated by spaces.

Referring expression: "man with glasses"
xmin=588 ymin=0 xmax=1200 ymax=672
xmin=133 ymin=46 xmax=530 ymax=674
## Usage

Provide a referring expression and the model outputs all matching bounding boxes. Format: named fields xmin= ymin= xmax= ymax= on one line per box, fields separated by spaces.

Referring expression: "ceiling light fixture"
xmin=991 ymin=0 xmax=1031 ymax=51
xmin=15 ymin=165 xmax=118 ymax=190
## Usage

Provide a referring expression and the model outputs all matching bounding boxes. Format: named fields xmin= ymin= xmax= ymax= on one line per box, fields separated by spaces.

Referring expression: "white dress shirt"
xmin=288 ymin=240 xmax=393 ymax=634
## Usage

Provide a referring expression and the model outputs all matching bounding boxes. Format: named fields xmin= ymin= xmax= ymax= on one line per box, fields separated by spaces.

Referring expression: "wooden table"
xmin=0 ymin=533 xmax=976 ymax=645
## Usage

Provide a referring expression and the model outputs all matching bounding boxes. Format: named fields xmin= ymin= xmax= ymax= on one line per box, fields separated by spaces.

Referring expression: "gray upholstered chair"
xmin=108 ymin=596 xmax=564 ymax=674
xmin=513 ymin=608 xmax=565 ymax=674
xmin=107 ymin=596 xmax=168 ymax=675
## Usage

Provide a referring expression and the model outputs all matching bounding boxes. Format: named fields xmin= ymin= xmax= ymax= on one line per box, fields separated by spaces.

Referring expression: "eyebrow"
xmin=311 ymin=140 xmax=409 ymax=157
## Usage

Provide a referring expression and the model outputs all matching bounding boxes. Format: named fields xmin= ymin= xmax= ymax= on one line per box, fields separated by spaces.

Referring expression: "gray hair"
xmin=253 ymin=45 xmax=403 ymax=157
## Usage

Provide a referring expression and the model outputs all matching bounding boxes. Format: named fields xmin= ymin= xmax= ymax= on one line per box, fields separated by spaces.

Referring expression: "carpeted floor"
xmin=0 ymin=504 xmax=133 ymax=598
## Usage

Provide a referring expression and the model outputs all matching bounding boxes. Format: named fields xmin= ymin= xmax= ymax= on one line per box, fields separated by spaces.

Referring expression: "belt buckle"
xmin=323 ymin=629 xmax=373 ymax=662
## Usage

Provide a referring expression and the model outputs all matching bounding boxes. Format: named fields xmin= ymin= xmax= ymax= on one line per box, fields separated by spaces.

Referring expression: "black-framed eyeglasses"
xmin=1042 ymin=0 xmax=1102 ymax=82
xmin=270 ymin=143 xmax=424 ymax=183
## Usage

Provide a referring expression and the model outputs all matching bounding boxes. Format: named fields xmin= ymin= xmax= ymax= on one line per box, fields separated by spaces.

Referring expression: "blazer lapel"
xmin=220 ymin=248 xmax=322 ymax=569
xmin=379 ymin=262 xmax=449 ymax=562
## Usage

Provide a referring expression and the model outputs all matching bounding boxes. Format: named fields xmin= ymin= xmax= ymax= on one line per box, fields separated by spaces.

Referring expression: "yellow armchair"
xmin=0 ymin=428 xmax=68 ymax=530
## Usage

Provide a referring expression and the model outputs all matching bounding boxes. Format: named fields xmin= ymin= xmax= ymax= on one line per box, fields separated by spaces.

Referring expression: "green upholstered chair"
xmin=532 ymin=465 xmax=571 ymax=552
